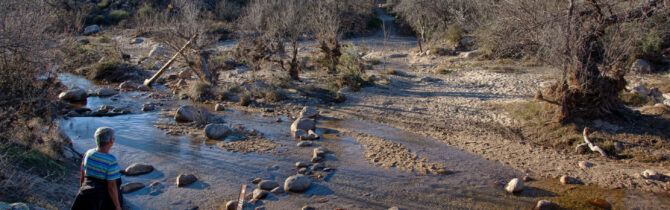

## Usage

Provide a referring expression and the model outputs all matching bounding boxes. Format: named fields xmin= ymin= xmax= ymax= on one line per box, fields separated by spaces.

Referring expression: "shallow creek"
xmin=57 ymin=74 xmax=669 ymax=209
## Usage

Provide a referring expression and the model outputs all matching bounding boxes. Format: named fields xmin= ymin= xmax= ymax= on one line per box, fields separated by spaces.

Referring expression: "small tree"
xmin=308 ymin=0 xmax=343 ymax=74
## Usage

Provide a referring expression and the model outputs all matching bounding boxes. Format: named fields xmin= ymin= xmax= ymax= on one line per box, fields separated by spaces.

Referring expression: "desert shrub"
xmin=138 ymin=3 xmax=156 ymax=17
xmin=97 ymin=0 xmax=110 ymax=9
xmin=187 ymin=82 xmax=215 ymax=102
xmin=446 ymin=24 xmax=463 ymax=44
xmin=109 ymin=10 xmax=130 ymax=23
xmin=263 ymin=90 xmax=286 ymax=103
xmin=333 ymin=44 xmax=373 ymax=91
xmin=89 ymin=61 xmax=146 ymax=83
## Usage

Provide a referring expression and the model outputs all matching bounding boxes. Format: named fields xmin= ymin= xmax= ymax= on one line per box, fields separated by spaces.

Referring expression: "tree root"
xmin=575 ymin=127 xmax=608 ymax=157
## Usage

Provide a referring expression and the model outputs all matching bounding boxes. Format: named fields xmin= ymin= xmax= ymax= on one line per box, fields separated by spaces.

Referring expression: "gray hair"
xmin=94 ymin=127 xmax=115 ymax=147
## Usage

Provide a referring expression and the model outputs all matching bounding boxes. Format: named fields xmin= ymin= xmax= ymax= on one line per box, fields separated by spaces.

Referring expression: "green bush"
xmin=109 ymin=10 xmax=130 ymax=22
xmin=619 ymin=91 xmax=648 ymax=106
xmin=334 ymin=44 xmax=374 ymax=91
xmin=97 ymin=0 xmax=110 ymax=9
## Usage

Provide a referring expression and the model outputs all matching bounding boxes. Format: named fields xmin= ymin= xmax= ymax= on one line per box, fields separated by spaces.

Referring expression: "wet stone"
xmin=225 ymin=200 xmax=237 ymax=210
xmin=252 ymin=188 xmax=268 ymax=200
xmin=123 ymin=163 xmax=154 ymax=176
xmin=588 ymin=198 xmax=612 ymax=210
xmin=534 ymin=200 xmax=554 ymax=210
xmin=296 ymin=162 xmax=310 ymax=168
xmin=505 ymin=178 xmax=524 ymax=193
xmin=252 ymin=178 xmax=262 ymax=184
xmin=302 ymin=206 xmax=315 ymax=210
xmin=120 ymin=182 xmax=145 ymax=194
xmin=297 ymin=168 xmax=308 ymax=174
xmin=270 ymin=186 xmax=284 ymax=194
xmin=297 ymin=141 xmax=312 ymax=147
xmin=579 ymin=161 xmax=593 ymax=169
xmin=258 ymin=180 xmax=279 ymax=190
xmin=176 ymin=173 xmax=197 ymax=187
xmin=284 ymin=175 xmax=312 ymax=192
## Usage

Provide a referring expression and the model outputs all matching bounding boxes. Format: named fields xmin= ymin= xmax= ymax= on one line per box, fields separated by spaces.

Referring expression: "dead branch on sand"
xmin=575 ymin=127 xmax=608 ymax=157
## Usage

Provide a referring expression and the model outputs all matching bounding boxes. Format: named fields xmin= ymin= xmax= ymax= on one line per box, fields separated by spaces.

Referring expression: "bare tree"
xmin=236 ymin=0 xmax=309 ymax=80
xmin=148 ymin=0 xmax=219 ymax=84
xmin=308 ymin=0 xmax=343 ymax=74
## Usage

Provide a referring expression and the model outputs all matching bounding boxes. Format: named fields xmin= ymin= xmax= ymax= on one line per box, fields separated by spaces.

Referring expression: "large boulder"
xmin=84 ymin=25 xmax=101 ymax=36
xmin=204 ymin=123 xmax=232 ymax=140
xmin=175 ymin=105 xmax=209 ymax=123
xmin=120 ymin=182 xmax=145 ymax=194
xmin=284 ymin=174 xmax=312 ymax=192
xmin=58 ymin=88 xmax=87 ymax=102
xmin=630 ymin=59 xmax=653 ymax=74
xmin=299 ymin=107 xmax=319 ymax=118
xmin=176 ymin=173 xmax=197 ymax=187
xmin=123 ymin=163 xmax=154 ymax=176
xmin=505 ymin=178 xmax=524 ymax=193
xmin=291 ymin=118 xmax=316 ymax=134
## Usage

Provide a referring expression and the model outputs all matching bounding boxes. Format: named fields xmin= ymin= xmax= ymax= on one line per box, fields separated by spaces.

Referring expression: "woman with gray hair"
xmin=71 ymin=127 xmax=123 ymax=210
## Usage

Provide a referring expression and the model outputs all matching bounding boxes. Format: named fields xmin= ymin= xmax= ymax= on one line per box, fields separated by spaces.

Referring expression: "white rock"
xmin=291 ymin=118 xmax=316 ymax=134
xmin=641 ymin=169 xmax=660 ymax=180
xmin=84 ymin=25 xmax=101 ymax=35
xmin=505 ymin=178 xmax=524 ymax=193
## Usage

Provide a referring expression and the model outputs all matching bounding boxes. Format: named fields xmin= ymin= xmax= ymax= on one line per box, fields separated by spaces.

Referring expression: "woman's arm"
xmin=107 ymin=180 xmax=121 ymax=210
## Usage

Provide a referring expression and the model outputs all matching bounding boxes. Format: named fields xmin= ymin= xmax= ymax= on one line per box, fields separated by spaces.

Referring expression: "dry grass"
xmin=619 ymin=91 xmax=648 ymax=106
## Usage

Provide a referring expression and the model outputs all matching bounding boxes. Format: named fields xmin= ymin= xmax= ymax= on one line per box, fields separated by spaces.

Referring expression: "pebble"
xmin=301 ymin=206 xmax=315 ymax=210
xmin=215 ymin=104 xmax=225 ymax=111
xmin=176 ymin=174 xmax=197 ymax=187
xmin=505 ymin=178 xmax=524 ymax=193
xmin=560 ymin=175 xmax=578 ymax=185
xmin=258 ymin=180 xmax=279 ymax=190
xmin=271 ymin=186 xmax=284 ymax=194
xmin=534 ymin=200 xmax=553 ymax=210
xmin=579 ymin=161 xmax=593 ymax=169
xmin=297 ymin=141 xmax=312 ymax=147
xmin=252 ymin=178 xmax=262 ymax=184
xmin=297 ymin=168 xmax=308 ymax=174
xmin=641 ymin=169 xmax=660 ymax=180
xmin=120 ymin=182 xmax=145 ymax=194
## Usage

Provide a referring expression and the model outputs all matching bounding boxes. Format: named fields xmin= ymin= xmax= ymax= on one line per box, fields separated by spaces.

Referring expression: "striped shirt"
xmin=82 ymin=149 xmax=120 ymax=180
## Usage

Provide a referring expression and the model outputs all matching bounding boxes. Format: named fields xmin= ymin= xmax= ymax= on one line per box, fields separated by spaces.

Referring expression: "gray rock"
xmin=142 ymin=103 xmax=155 ymax=112
xmin=299 ymin=106 xmax=319 ymax=118
xmin=291 ymin=118 xmax=316 ymax=134
xmin=97 ymin=89 xmax=118 ymax=97
xmin=296 ymin=162 xmax=310 ymax=168
xmin=215 ymin=104 xmax=225 ymax=111
xmin=388 ymin=207 xmax=407 ymax=210
xmin=124 ymin=163 xmax=154 ymax=176
xmin=311 ymin=156 xmax=323 ymax=163
xmin=258 ymin=180 xmax=279 ymax=190
xmin=630 ymin=59 xmax=653 ymax=73
xmin=650 ymin=87 xmax=664 ymax=104
xmin=311 ymin=163 xmax=325 ymax=171
xmin=284 ymin=175 xmax=312 ymax=192
xmin=175 ymin=105 xmax=209 ymax=123
xmin=505 ymin=178 xmax=524 ymax=193
xmin=204 ymin=123 xmax=232 ymax=140
xmin=641 ymin=169 xmax=660 ymax=180
xmin=270 ymin=186 xmax=284 ymax=194
xmin=297 ymin=141 xmax=312 ymax=147
xmin=120 ymin=182 xmax=145 ymax=194
xmin=176 ymin=173 xmax=197 ymax=187
xmin=301 ymin=206 xmax=315 ymax=210
xmin=59 ymin=88 xmax=87 ymax=102
xmin=84 ymin=25 xmax=101 ymax=35
xmin=149 ymin=44 xmax=170 ymax=57
xmin=225 ymin=200 xmax=237 ymax=210
xmin=631 ymin=85 xmax=649 ymax=97
xmin=297 ymin=168 xmax=308 ymax=174
xmin=578 ymin=161 xmax=593 ymax=169
xmin=252 ymin=188 xmax=268 ymax=200
xmin=535 ymin=200 xmax=553 ymax=210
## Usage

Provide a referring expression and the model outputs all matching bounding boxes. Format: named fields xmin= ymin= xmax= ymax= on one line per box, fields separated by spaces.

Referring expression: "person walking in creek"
xmin=72 ymin=127 xmax=123 ymax=210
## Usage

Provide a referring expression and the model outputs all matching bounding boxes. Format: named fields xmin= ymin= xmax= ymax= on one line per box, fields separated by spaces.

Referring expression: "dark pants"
xmin=71 ymin=177 xmax=123 ymax=210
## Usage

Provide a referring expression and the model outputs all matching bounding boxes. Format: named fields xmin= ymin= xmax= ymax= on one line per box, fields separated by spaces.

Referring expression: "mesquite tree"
xmin=533 ymin=0 xmax=668 ymax=122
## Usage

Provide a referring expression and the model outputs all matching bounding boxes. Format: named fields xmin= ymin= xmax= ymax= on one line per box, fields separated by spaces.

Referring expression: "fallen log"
xmin=575 ymin=127 xmax=608 ymax=157
xmin=143 ymin=34 xmax=198 ymax=87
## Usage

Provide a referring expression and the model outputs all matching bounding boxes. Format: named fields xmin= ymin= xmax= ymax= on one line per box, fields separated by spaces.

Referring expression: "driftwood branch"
xmin=143 ymin=34 xmax=198 ymax=87
xmin=575 ymin=127 xmax=608 ymax=157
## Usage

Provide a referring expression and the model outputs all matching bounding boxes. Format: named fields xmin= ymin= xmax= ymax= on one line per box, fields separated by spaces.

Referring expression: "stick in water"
xmin=236 ymin=184 xmax=247 ymax=210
